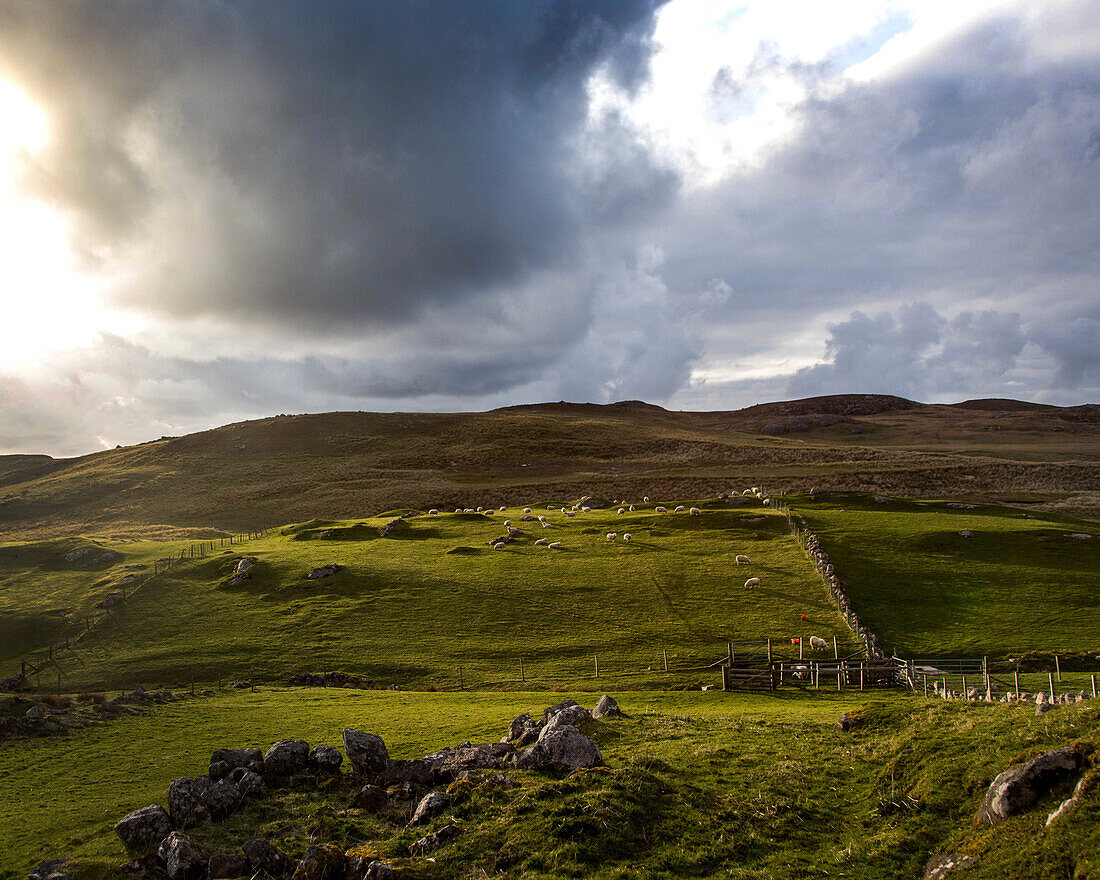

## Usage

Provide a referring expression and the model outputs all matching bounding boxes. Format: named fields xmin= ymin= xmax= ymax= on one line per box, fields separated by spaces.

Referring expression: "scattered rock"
xmin=206 ymin=852 xmax=250 ymax=879
xmin=353 ymin=785 xmax=387 ymax=812
xmin=242 ymin=840 xmax=294 ymax=877
xmin=112 ymin=855 xmax=156 ymax=878
xmin=309 ymin=745 xmax=343 ymax=775
xmin=208 ymin=748 xmax=263 ymax=779
xmin=27 ymin=858 xmax=71 ymax=880
xmin=409 ymin=791 xmax=448 ymax=826
xmin=438 ymin=743 xmax=512 ymax=775
xmin=167 ymin=778 xmax=211 ymax=829
xmin=235 ymin=557 xmax=257 ymax=574
xmin=227 ymin=767 xmax=266 ymax=801
xmin=305 ymin=564 xmax=343 ymax=580
xmin=25 ymin=705 xmax=45 ymax=722
xmin=975 ymin=746 xmax=1082 ymax=826
xmin=263 ymin=739 xmax=311 ymax=777
xmin=343 ymin=729 xmax=389 ymax=777
xmin=379 ymin=758 xmax=434 ymax=788
xmin=409 ymin=824 xmax=460 ymax=856
xmin=1064 ymin=533 xmax=1093 ymax=540
xmin=592 ymin=695 xmax=621 ymax=719
xmin=835 ymin=712 xmax=855 ymax=733
xmin=541 ymin=699 xmax=580 ymax=724
xmin=157 ymin=832 xmax=210 ymax=880
xmin=958 ymin=530 xmax=974 ymax=538
xmin=923 ymin=853 xmax=979 ymax=879
xmin=291 ymin=844 xmax=346 ymax=880
xmin=517 ymin=726 xmax=603 ymax=772
xmin=345 ymin=850 xmax=396 ymax=880
xmin=115 ymin=805 xmax=173 ymax=855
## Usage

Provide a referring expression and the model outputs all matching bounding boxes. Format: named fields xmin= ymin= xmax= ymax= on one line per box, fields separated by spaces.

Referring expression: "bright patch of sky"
xmin=589 ymin=0 xmax=1020 ymax=185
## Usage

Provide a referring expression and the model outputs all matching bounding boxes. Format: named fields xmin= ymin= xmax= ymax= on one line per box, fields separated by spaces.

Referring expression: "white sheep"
xmin=689 ymin=507 xmax=701 ymax=515
xmin=499 ymin=506 xmax=506 ymax=511
xmin=629 ymin=505 xmax=635 ymax=512
xmin=564 ymin=510 xmax=576 ymax=518
xmin=428 ymin=509 xmax=439 ymax=515
xmin=541 ymin=522 xmax=552 ymax=528
xmin=503 ymin=520 xmax=512 ymax=527
xmin=464 ymin=508 xmax=474 ymax=513
xmin=809 ymin=636 xmax=829 ymax=651
xmin=744 ymin=577 xmax=761 ymax=587
xmin=523 ymin=507 xmax=532 ymax=514
xmin=618 ymin=508 xmax=625 ymax=515
xmin=485 ymin=510 xmax=494 ymax=515
xmin=454 ymin=508 xmax=462 ymax=513
xmin=674 ymin=505 xmax=685 ymax=512
xmin=606 ymin=533 xmax=617 ymax=541
xmin=643 ymin=496 xmax=650 ymax=502
xmin=735 ymin=554 xmax=751 ymax=564
xmin=581 ymin=506 xmax=591 ymax=512
xmin=534 ymin=538 xmax=549 ymax=545
xmin=623 ymin=533 xmax=632 ymax=542
xmin=477 ymin=506 xmax=484 ymax=512
xmin=493 ymin=543 xmax=506 ymax=551
xmin=538 ymin=515 xmax=547 ymax=522
xmin=655 ymin=506 xmax=668 ymax=513
xmin=507 ymin=527 xmax=522 ymax=536
xmin=548 ymin=541 xmax=562 ymax=549
xmin=742 ymin=489 xmax=753 ymax=496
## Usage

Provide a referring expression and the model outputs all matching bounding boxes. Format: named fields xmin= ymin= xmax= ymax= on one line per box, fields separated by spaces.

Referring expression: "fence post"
xmin=860 ymin=662 xmax=865 ymax=691
xmin=961 ymin=674 xmax=967 ymax=697
xmin=721 ymin=665 xmax=729 ymax=691
xmin=799 ymin=638 xmax=804 ymax=661
xmin=594 ymin=656 xmax=599 ymax=679
xmin=662 ymin=649 xmax=668 ymax=673
xmin=728 ymin=642 xmax=734 ymax=667
xmin=459 ymin=666 xmax=464 ymax=689
xmin=767 ymin=639 xmax=772 ymax=664
xmin=1014 ymin=668 xmax=1020 ymax=699
xmin=1048 ymin=672 xmax=1055 ymax=701
xmin=833 ymin=636 xmax=838 ymax=659
xmin=1055 ymin=655 xmax=1061 ymax=682
xmin=1092 ymin=675 xmax=1097 ymax=699
xmin=520 ymin=658 xmax=525 ymax=682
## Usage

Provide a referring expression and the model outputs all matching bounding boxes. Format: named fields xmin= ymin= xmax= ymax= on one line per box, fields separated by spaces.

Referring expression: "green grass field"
xmin=789 ymin=493 xmax=1100 ymax=658
xmin=1 ymin=687 xmax=1097 ymax=880
xmin=4 ymin=500 xmax=860 ymax=692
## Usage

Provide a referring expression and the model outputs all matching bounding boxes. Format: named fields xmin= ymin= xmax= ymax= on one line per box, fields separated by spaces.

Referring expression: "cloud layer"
xmin=0 ymin=0 xmax=1098 ymax=454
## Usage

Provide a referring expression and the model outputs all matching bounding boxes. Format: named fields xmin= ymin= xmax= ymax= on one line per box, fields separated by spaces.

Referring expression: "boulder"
xmin=25 ymin=704 xmax=45 ymax=722
xmin=518 ymin=726 xmax=603 ymax=772
xmin=263 ymin=739 xmax=311 ymax=777
xmin=409 ymin=791 xmax=448 ymax=826
xmin=305 ymin=564 xmax=342 ymax=580
xmin=112 ymin=855 xmax=156 ymax=878
xmin=206 ymin=852 xmax=250 ymax=879
xmin=235 ymin=558 xmax=257 ymax=574
xmin=209 ymin=748 xmax=263 ymax=779
xmin=201 ymin=778 xmax=246 ymax=820
xmin=506 ymin=712 xmax=534 ymax=741
xmin=538 ymin=708 xmax=590 ymax=743
xmin=353 ymin=784 xmax=387 ymax=812
xmin=592 ymin=695 xmax=621 ymax=719
xmin=115 ymin=805 xmax=173 ymax=855
xmin=308 ymin=745 xmax=343 ymax=775
xmin=379 ymin=758 xmax=434 ymax=788
xmin=345 ymin=849 xmax=397 ymax=880
xmin=227 ymin=767 xmax=266 ymax=801
xmin=342 ymin=729 xmax=389 ymax=776
xmin=241 ymin=840 xmax=294 ymax=877
xmin=1046 ymin=776 xmax=1088 ymax=826
xmin=835 ymin=712 xmax=854 ymax=733
xmin=291 ymin=844 xmax=346 ymax=880
xmin=975 ymin=747 xmax=1082 ymax=826
xmin=541 ymin=699 xmax=580 ymax=724
xmin=167 ymin=778 xmax=211 ymax=829
xmin=408 ymin=824 xmax=460 ymax=856
xmin=157 ymin=833 xmax=210 ymax=880
xmin=439 ymin=744 xmax=508 ymax=775
xmin=27 ymin=858 xmax=71 ymax=880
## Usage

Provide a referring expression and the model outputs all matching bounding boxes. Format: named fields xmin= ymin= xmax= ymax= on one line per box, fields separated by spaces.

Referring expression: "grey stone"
xmin=115 ymin=805 xmax=173 ymax=855
xmin=1046 ymin=776 xmax=1088 ymax=826
xmin=263 ymin=739 xmax=310 ymax=777
xmin=409 ymin=791 xmax=448 ymax=826
xmin=592 ymin=695 xmax=621 ymax=719
xmin=209 ymin=748 xmax=263 ymax=779
xmin=976 ymin=747 xmax=1082 ymax=826
xmin=923 ymin=854 xmax=979 ymax=879
xmin=308 ymin=745 xmax=343 ymax=775
xmin=241 ymin=840 xmax=293 ymax=877
xmin=541 ymin=699 xmax=580 ymax=724
xmin=206 ymin=853 xmax=249 ymax=880
xmin=291 ymin=844 xmax=345 ymax=880
xmin=380 ymin=758 xmax=434 ymax=788
xmin=157 ymin=832 xmax=210 ymax=880
xmin=305 ymin=564 xmax=342 ymax=580
xmin=27 ymin=858 xmax=71 ymax=880
xmin=227 ymin=767 xmax=266 ymax=801
xmin=167 ymin=778 xmax=211 ymax=829
xmin=342 ymin=729 xmax=389 ymax=777
xmin=537 ymin=707 xmax=591 ymax=743
xmin=518 ymin=726 xmax=603 ymax=771
xmin=408 ymin=824 xmax=460 ymax=856
xmin=352 ymin=784 xmax=387 ymax=812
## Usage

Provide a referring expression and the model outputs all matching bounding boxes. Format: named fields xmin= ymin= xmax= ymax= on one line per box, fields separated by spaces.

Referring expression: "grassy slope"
xmin=791 ymin=493 xmax=1100 ymax=658
xmin=1 ymin=688 xmax=1097 ymax=880
xmin=8 ymin=502 xmax=860 ymax=690
xmin=1 ymin=399 xmax=1098 ymax=541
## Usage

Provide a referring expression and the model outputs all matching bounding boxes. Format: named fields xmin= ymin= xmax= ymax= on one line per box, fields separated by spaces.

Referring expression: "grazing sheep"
xmin=629 ymin=505 xmax=635 ymax=512
xmin=499 ymin=506 xmax=506 ymax=511
xmin=538 ymin=515 xmax=547 ymax=522
xmin=534 ymin=538 xmax=549 ymax=545
xmin=507 ymin=527 xmax=522 ymax=536
xmin=618 ymin=508 xmax=625 ymax=515
xmin=523 ymin=507 xmax=532 ymax=514
xmin=655 ymin=506 xmax=668 ymax=513
xmin=606 ymin=533 xmax=617 ymax=541
xmin=742 ymin=489 xmax=753 ymax=496
xmin=623 ymin=533 xmax=632 ymax=542
xmin=735 ymin=554 xmax=750 ymax=564
xmin=564 ymin=510 xmax=576 ymax=518
xmin=643 ymin=496 xmax=650 ymax=502
xmin=454 ymin=508 xmax=462 ymax=513
xmin=744 ymin=577 xmax=761 ymax=588
xmin=428 ymin=509 xmax=439 ymax=515
xmin=548 ymin=541 xmax=562 ymax=549
xmin=477 ymin=507 xmax=483 ymax=512
xmin=581 ymin=506 xmax=591 ymax=512
xmin=464 ymin=508 xmax=475 ymax=513
xmin=547 ymin=505 xmax=556 ymax=510
xmin=542 ymin=522 xmax=552 ymax=528
xmin=493 ymin=543 xmax=506 ymax=551
xmin=689 ymin=507 xmax=701 ymax=515
xmin=809 ymin=636 xmax=829 ymax=651
xmin=521 ymin=514 xmax=536 ymax=522
xmin=674 ymin=505 xmax=686 ymax=512
xmin=503 ymin=520 xmax=512 ymax=527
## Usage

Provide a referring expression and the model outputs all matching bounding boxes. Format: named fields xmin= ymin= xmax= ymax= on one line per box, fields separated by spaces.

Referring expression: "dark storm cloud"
xmin=0 ymin=0 xmax=670 ymax=330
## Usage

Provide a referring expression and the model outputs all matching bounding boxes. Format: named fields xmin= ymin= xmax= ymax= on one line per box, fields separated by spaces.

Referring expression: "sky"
xmin=1 ymin=0 xmax=1098 ymax=456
